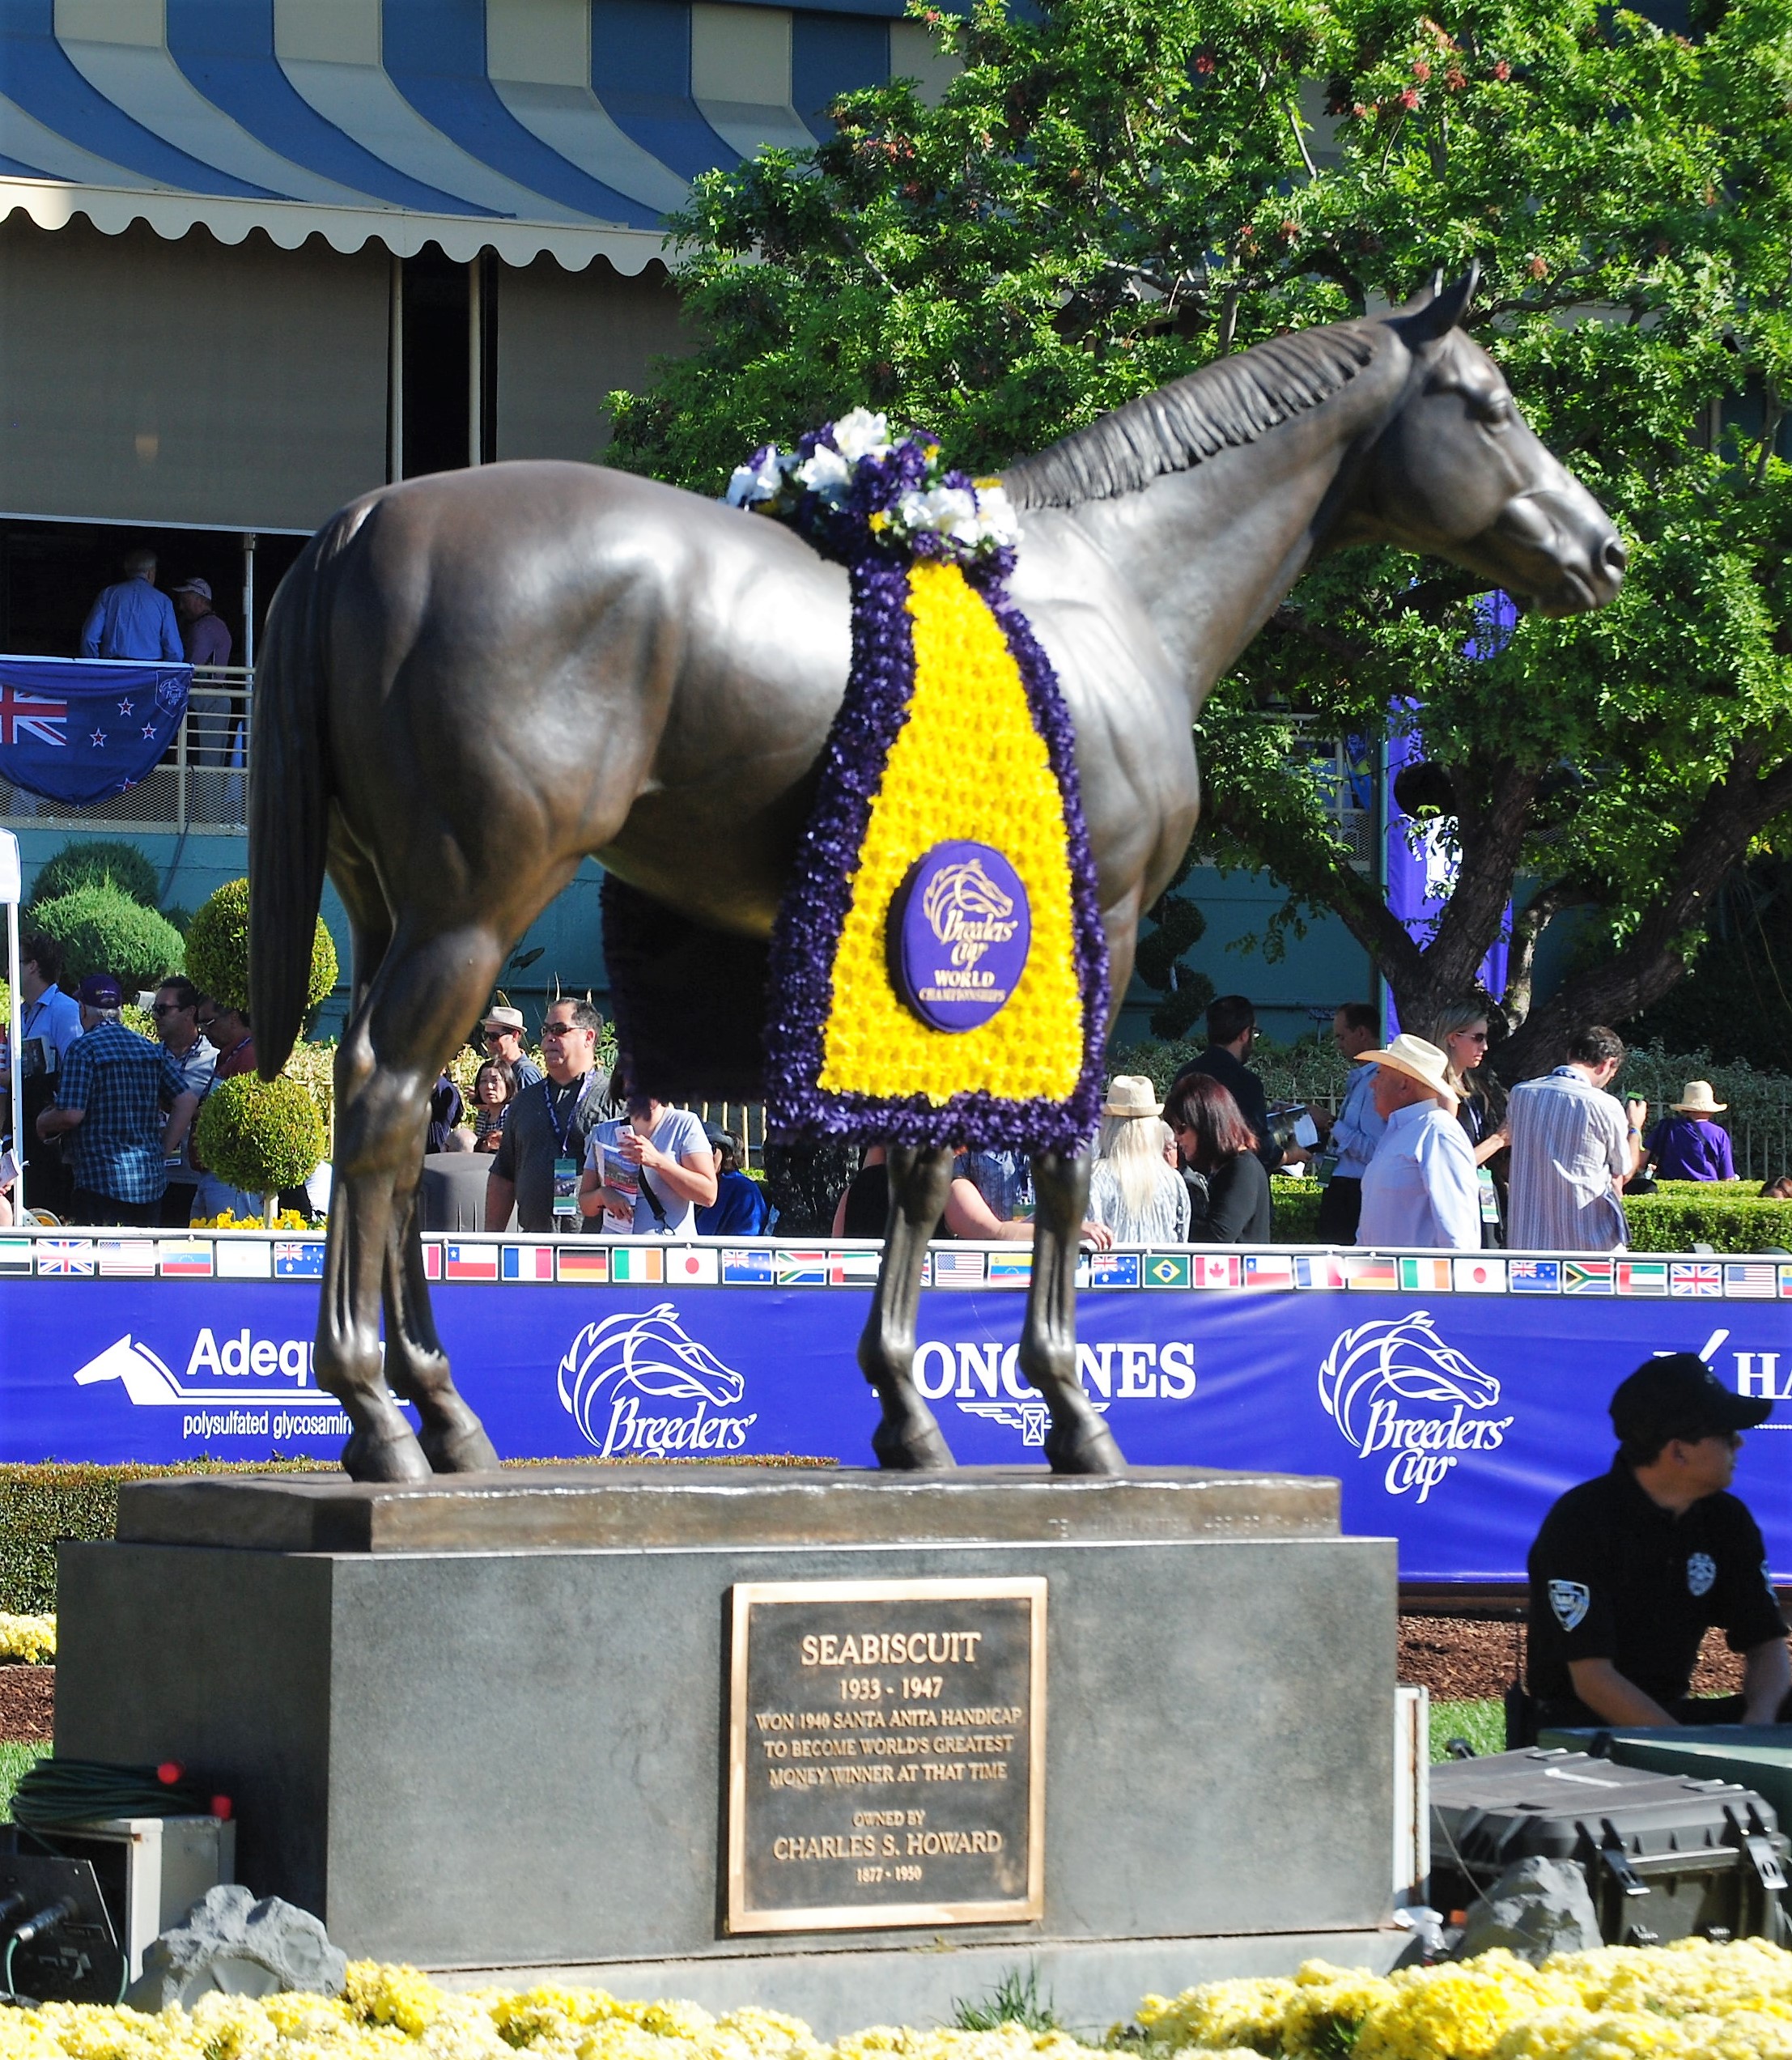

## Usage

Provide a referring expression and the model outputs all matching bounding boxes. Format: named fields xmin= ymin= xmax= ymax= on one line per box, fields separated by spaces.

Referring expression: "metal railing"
xmin=0 ymin=667 xmax=253 ymax=833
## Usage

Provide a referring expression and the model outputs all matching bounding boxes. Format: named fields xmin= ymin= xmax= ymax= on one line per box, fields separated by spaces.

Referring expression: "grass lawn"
xmin=0 ymin=1741 xmax=49 ymax=1816
xmin=1429 ymin=1697 xmax=1505 ymax=1761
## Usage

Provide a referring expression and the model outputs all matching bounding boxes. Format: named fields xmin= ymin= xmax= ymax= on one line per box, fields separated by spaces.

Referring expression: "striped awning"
xmin=0 ymin=0 xmax=907 ymax=272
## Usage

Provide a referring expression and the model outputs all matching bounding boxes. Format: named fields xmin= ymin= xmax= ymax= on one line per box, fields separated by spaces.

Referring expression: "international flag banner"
xmin=1724 ymin=1262 xmax=1777 ymax=1300
xmin=420 ymin=1240 xmax=441 ymax=1281
xmin=97 ymin=1240 xmax=156 ymax=1277
xmin=500 ymin=1245 xmax=556 ymax=1282
xmin=1617 ymin=1260 xmax=1668 ymax=1297
xmin=1670 ymin=1260 xmax=1722 ymax=1298
xmin=0 ymin=1238 xmax=34 ymax=1276
xmin=932 ymin=1250 xmax=987 ymax=1286
xmin=1346 ymin=1255 xmax=1398 ymax=1291
xmin=721 ymin=1249 xmax=775 ymax=1285
xmin=1088 ymin=1252 xmax=1141 ymax=1289
xmin=666 ymin=1247 xmax=720 ymax=1285
xmin=1193 ymin=1254 xmax=1241 ymax=1289
xmin=1144 ymin=1252 xmax=1192 ymax=1289
xmin=827 ymin=1249 xmax=883 ymax=1287
xmin=776 ymin=1250 xmax=830 ymax=1286
xmin=557 ymin=1247 xmax=611 ymax=1283
xmin=1565 ymin=1259 xmax=1614 ymax=1295
xmin=1242 ymin=1252 xmax=1294 ymax=1291
xmin=274 ymin=1242 xmax=325 ymax=1279
xmin=1454 ymin=1257 xmax=1505 ymax=1293
xmin=1508 ymin=1259 xmax=1561 ymax=1294
xmin=1294 ymin=1254 xmax=1347 ymax=1290
xmin=37 ymin=1238 xmax=95 ymax=1276
xmin=609 ymin=1247 xmax=665 ymax=1285
xmin=215 ymin=1238 xmax=271 ymax=1280
xmin=1398 ymin=1256 xmax=1453 ymax=1293
xmin=986 ymin=1251 xmax=1033 ymax=1286
xmin=158 ymin=1240 xmax=213 ymax=1279
xmin=444 ymin=1242 xmax=499 ymax=1282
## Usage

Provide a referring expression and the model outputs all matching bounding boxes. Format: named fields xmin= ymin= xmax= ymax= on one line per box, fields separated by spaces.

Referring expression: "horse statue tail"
xmin=248 ymin=500 xmax=369 ymax=1079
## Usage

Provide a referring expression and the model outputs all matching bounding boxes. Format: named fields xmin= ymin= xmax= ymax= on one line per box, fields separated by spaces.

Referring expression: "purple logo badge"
xmin=889 ymin=841 xmax=1032 ymax=1033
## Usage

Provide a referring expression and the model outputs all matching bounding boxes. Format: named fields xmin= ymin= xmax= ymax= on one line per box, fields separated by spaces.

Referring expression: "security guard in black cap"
xmin=1527 ymin=1353 xmax=1790 ymax=1731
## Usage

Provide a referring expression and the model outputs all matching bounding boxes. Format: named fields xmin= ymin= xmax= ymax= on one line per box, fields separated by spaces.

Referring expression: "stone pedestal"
xmin=57 ymin=1467 xmax=1399 ymax=2027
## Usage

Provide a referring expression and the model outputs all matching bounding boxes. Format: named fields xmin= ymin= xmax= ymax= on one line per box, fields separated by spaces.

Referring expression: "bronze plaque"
xmin=726 ymin=1576 xmax=1046 ymax=1933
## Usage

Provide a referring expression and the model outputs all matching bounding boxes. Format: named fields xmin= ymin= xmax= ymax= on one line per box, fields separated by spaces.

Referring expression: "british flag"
xmin=0 ymin=685 xmax=66 ymax=748
xmin=1670 ymin=1261 xmax=1722 ymax=1298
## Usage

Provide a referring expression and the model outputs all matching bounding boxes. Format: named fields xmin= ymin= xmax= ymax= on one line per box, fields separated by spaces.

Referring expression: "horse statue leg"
xmin=384 ymin=1167 xmax=500 ymax=1474
xmin=857 ymin=1145 xmax=958 ymax=1469
xmin=1024 ymin=1149 xmax=1126 ymax=1474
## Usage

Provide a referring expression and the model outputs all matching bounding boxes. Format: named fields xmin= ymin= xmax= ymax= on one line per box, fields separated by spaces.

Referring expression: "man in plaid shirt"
xmin=36 ymin=974 xmax=201 ymax=1226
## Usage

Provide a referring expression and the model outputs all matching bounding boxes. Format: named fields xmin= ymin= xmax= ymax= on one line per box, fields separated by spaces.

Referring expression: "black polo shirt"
xmin=1527 ymin=1459 xmax=1786 ymax=1714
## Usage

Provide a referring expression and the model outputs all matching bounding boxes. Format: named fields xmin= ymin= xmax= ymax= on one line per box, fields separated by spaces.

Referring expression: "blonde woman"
xmin=1435 ymin=997 xmax=1509 ymax=1246
xmin=1089 ymin=1077 xmax=1191 ymax=1243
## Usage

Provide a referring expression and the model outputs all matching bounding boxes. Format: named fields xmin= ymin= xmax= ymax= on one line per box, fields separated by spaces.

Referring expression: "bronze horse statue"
xmin=249 ymin=271 xmax=1624 ymax=1484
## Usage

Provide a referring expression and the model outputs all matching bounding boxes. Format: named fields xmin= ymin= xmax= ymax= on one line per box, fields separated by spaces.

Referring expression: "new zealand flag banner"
xmin=0 ymin=656 xmax=190 ymax=806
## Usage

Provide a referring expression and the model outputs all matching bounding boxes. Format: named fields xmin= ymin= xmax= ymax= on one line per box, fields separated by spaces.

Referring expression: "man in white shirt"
xmin=2 ymin=932 xmax=84 ymax=1217
xmin=1506 ymin=1025 xmax=1645 ymax=1251
xmin=581 ymin=1093 xmax=716 ymax=1236
xmin=1356 ymin=1034 xmax=1481 ymax=1250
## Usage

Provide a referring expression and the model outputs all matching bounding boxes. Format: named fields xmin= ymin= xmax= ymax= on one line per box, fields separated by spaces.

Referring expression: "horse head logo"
xmin=1317 ymin=1311 xmax=1501 ymax=1450
xmin=557 ymin=1302 xmax=745 ymax=1449
xmin=920 ymin=857 xmax=1015 ymax=944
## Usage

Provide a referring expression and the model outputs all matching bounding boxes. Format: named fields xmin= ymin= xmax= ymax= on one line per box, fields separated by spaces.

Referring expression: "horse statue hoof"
xmin=421 ymin=1417 xmax=501 ymax=1475
xmin=341 ymin=1423 xmax=435 ymax=1484
xmin=871 ymin=1399 xmax=958 ymax=1472
xmin=1043 ymin=1417 xmax=1127 ymax=1476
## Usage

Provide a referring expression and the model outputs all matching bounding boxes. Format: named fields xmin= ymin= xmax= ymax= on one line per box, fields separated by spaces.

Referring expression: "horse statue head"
xmin=1348 ymin=264 xmax=1627 ymax=616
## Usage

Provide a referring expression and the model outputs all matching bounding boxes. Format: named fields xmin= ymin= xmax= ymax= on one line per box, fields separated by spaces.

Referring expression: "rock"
xmin=1454 ymin=1854 xmax=1603 ymax=1963
xmin=125 ymin=1884 xmax=347 ymax=2011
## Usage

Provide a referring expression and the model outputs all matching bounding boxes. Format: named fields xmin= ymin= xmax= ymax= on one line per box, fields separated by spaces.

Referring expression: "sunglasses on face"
xmin=151 ymin=1001 xmax=186 ymax=1016
xmin=541 ymin=1023 xmax=579 ymax=1040
xmin=1458 ymin=1031 xmax=1489 ymax=1045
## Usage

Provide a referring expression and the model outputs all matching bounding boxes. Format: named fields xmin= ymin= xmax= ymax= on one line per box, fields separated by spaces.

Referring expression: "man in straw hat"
xmin=1506 ymin=1026 xmax=1646 ymax=1251
xmin=1643 ymin=1081 xmax=1739 ymax=1183
xmin=1353 ymin=1033 xmax=1480 ymax=1250
xmin=482 ymin=1005 xmax=544 ymax=1090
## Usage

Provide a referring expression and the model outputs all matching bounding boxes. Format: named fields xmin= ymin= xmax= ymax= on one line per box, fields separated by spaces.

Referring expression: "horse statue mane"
xmin=1004 ymin=321 xmax=1380 ymax=509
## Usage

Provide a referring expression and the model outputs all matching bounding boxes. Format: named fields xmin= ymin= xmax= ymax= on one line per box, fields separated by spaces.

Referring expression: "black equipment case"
xmin=1430 ymin=1747 xmax=1790 ymax=1947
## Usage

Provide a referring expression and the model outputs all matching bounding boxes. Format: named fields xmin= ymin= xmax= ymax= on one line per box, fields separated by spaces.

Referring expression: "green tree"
xmin=194 ymin=1075 xmax=326 ymax=1225
xmin=26 ymin=839 xmax=159 ymax=912
xmin=30 ymin=885 xmax=185 ymax=994
xmin=184 ymin=877 xmax=337 ymax=1020
xmin=609 ymin=0 xmax=1792 ymax=1075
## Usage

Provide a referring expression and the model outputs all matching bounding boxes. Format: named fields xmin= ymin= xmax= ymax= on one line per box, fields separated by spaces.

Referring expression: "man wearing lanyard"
xmin=485 ymin=998 xmax=609 ymax=1232
xmin=2 ymin=932 xmax=84 ymax=1217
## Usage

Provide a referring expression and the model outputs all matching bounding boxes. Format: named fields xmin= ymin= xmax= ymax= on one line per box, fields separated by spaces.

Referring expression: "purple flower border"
xmin=765 ymin=550 xmax=1109 ymax=1154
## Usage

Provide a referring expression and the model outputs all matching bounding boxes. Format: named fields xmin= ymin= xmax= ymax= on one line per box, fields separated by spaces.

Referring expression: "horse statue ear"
xmin=1391 ymin=261 xmax=1481 ymax=345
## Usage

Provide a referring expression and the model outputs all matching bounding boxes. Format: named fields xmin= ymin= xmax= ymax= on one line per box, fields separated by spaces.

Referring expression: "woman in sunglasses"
xmin=1437 ymin=998 xmax=1509 ymax=1247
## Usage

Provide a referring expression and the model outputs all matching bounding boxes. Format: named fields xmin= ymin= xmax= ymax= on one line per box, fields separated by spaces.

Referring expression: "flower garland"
xmin=734 ymin=412 xmax=1109 ymax=1152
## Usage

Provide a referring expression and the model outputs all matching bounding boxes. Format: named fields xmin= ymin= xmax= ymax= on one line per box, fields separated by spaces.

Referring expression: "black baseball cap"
xmin=1610 ymin=1353 xmax=1772 ymax=1444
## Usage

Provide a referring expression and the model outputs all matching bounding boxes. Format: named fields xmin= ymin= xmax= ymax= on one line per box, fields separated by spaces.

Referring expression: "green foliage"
xmin=194 ymin=1075 xmax=327 ymax=1197
xmin=1270 ymin=1179 xmax=1792 ymax=1250
xmin=0 ymin=1747 xmax=50 ymax=1811
xmin=1133 ymin=856 xmax=1217 ymax=1042
xmin=953 ymin=1969 xmax=1060 ymax=2035
xmin=611 ymin=0 xmax=1792 ymax=1054
xmin=184 ymin=877 xmax=336 ymax=1016
xmin=26 ymin=839 xmax=158 ymax=912
xmin=29 ymin=884 xmax=184 ymax=992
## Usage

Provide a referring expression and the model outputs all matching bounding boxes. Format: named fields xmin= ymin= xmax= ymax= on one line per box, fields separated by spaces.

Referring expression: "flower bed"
xmin=0 ymin=1947 xmax=1788 ymax=2060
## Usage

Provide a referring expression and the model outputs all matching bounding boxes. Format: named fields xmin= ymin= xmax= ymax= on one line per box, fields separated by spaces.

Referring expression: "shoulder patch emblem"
xmin=1688 ymin=1552 xmax=1717 ymax=1598
xmin=1549 ymin=1579 xmax=1590 ymax=1633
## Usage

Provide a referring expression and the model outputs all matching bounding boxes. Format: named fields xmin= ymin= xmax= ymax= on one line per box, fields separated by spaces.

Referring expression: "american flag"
xmin=932 ymin=1250 xmax=987 ymax=1285
xmin=1724 ymin=1262 xmax=1777 ymax=1299
xmin=97 ymin=1239 xmax=156 ymax=1277
xmin=0 ymin=685 xmax=67 ymax=747
xmin=1670 ymin=1261 xmax=1722 ymax=1298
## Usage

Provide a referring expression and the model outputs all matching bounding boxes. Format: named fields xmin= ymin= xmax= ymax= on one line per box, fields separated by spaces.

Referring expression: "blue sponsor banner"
xmin=7 ymin=1264 xmax=1792 ymax=1582
xmin=0 ymin=656 xmax=189 ymax=805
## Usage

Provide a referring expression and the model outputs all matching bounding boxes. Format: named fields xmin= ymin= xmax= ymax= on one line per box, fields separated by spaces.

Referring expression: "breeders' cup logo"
xmin=890 ymin=840 xmax=1033 ymax=1034
xmin=921 ymin=856 xmax=1021 ymax=952
xmin=1318 ymin=1311 xmax=1513 ymax=1502
xmin=558 ymin=1302 xmax=758 ymax=1456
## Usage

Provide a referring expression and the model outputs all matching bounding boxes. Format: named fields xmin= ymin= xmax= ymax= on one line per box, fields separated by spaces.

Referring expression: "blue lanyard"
xmin=546 ymin=1078 xmax=591 ymax=1157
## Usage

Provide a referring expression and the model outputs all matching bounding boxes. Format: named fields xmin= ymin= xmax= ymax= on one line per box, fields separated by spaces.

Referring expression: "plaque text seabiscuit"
xmin=727 ymin=1577 xmax=1046 ymax=1933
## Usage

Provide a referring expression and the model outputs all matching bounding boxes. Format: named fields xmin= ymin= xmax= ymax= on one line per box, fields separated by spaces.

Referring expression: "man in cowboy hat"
xmin=1643 ymin=1081 xmax=1739 ymax=1183
xmin=1527 ymin=1353 xmax=1788 ymax=1731
xmin=482 ymin=1006 xmax=544 ymax=1089
xmin=1354 ymin=1033 xmax=1480 ymax=1250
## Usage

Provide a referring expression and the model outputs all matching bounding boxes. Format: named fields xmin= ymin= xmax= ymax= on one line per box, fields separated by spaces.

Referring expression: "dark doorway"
xmin=403 ymin=246 xmax=471 ymax=478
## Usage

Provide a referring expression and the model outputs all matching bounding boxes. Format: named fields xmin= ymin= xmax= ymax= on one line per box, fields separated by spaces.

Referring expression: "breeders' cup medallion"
xmin=889 ymin=842 xmax=1031 ymax=1033
xmin=558 ymin=1302 xmax=758 ymax=1456
xmin=1318 ymin=1310 xmax=1514 ymax=1503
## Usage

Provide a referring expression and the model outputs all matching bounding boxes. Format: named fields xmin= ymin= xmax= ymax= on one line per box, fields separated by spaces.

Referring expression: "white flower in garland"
xmin=830 ymin=407 xmax=891 ymax=462
xmin=724 ymin=446 xmax=788 ymax=509
xmin=795 ymin=443 xmax=855 ymax=504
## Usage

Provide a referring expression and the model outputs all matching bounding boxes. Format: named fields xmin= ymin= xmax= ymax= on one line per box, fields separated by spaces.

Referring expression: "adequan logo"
xmin=558 ymin=1302 xmax=758 ymax=1456
xmin=73 ymin=1332 xmax=338 ymax=1405
xmin=1318 ymin=1310 xmax=1514 ymax=1502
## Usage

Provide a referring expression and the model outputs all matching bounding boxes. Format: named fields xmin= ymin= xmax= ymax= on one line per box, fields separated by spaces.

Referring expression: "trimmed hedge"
xmin=195 ymin=1073 xmax=328 ymax=1196
xmin=26 ymin=839 xmax=159 ymax=913
xmin=30 ymin=884 xmax=185 ymax=993
xmin=185 ymin=877 xmax=338 ymax=1017
xmin=1270 ymin=1180 xmax=1792 ymax=1252
xmin=0 ymin=1455 xmax=836 ymax=1612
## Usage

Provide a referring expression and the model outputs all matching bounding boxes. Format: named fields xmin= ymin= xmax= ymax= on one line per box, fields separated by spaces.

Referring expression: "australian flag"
xmin=0 ymin=657 xmax=189 ymax=806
